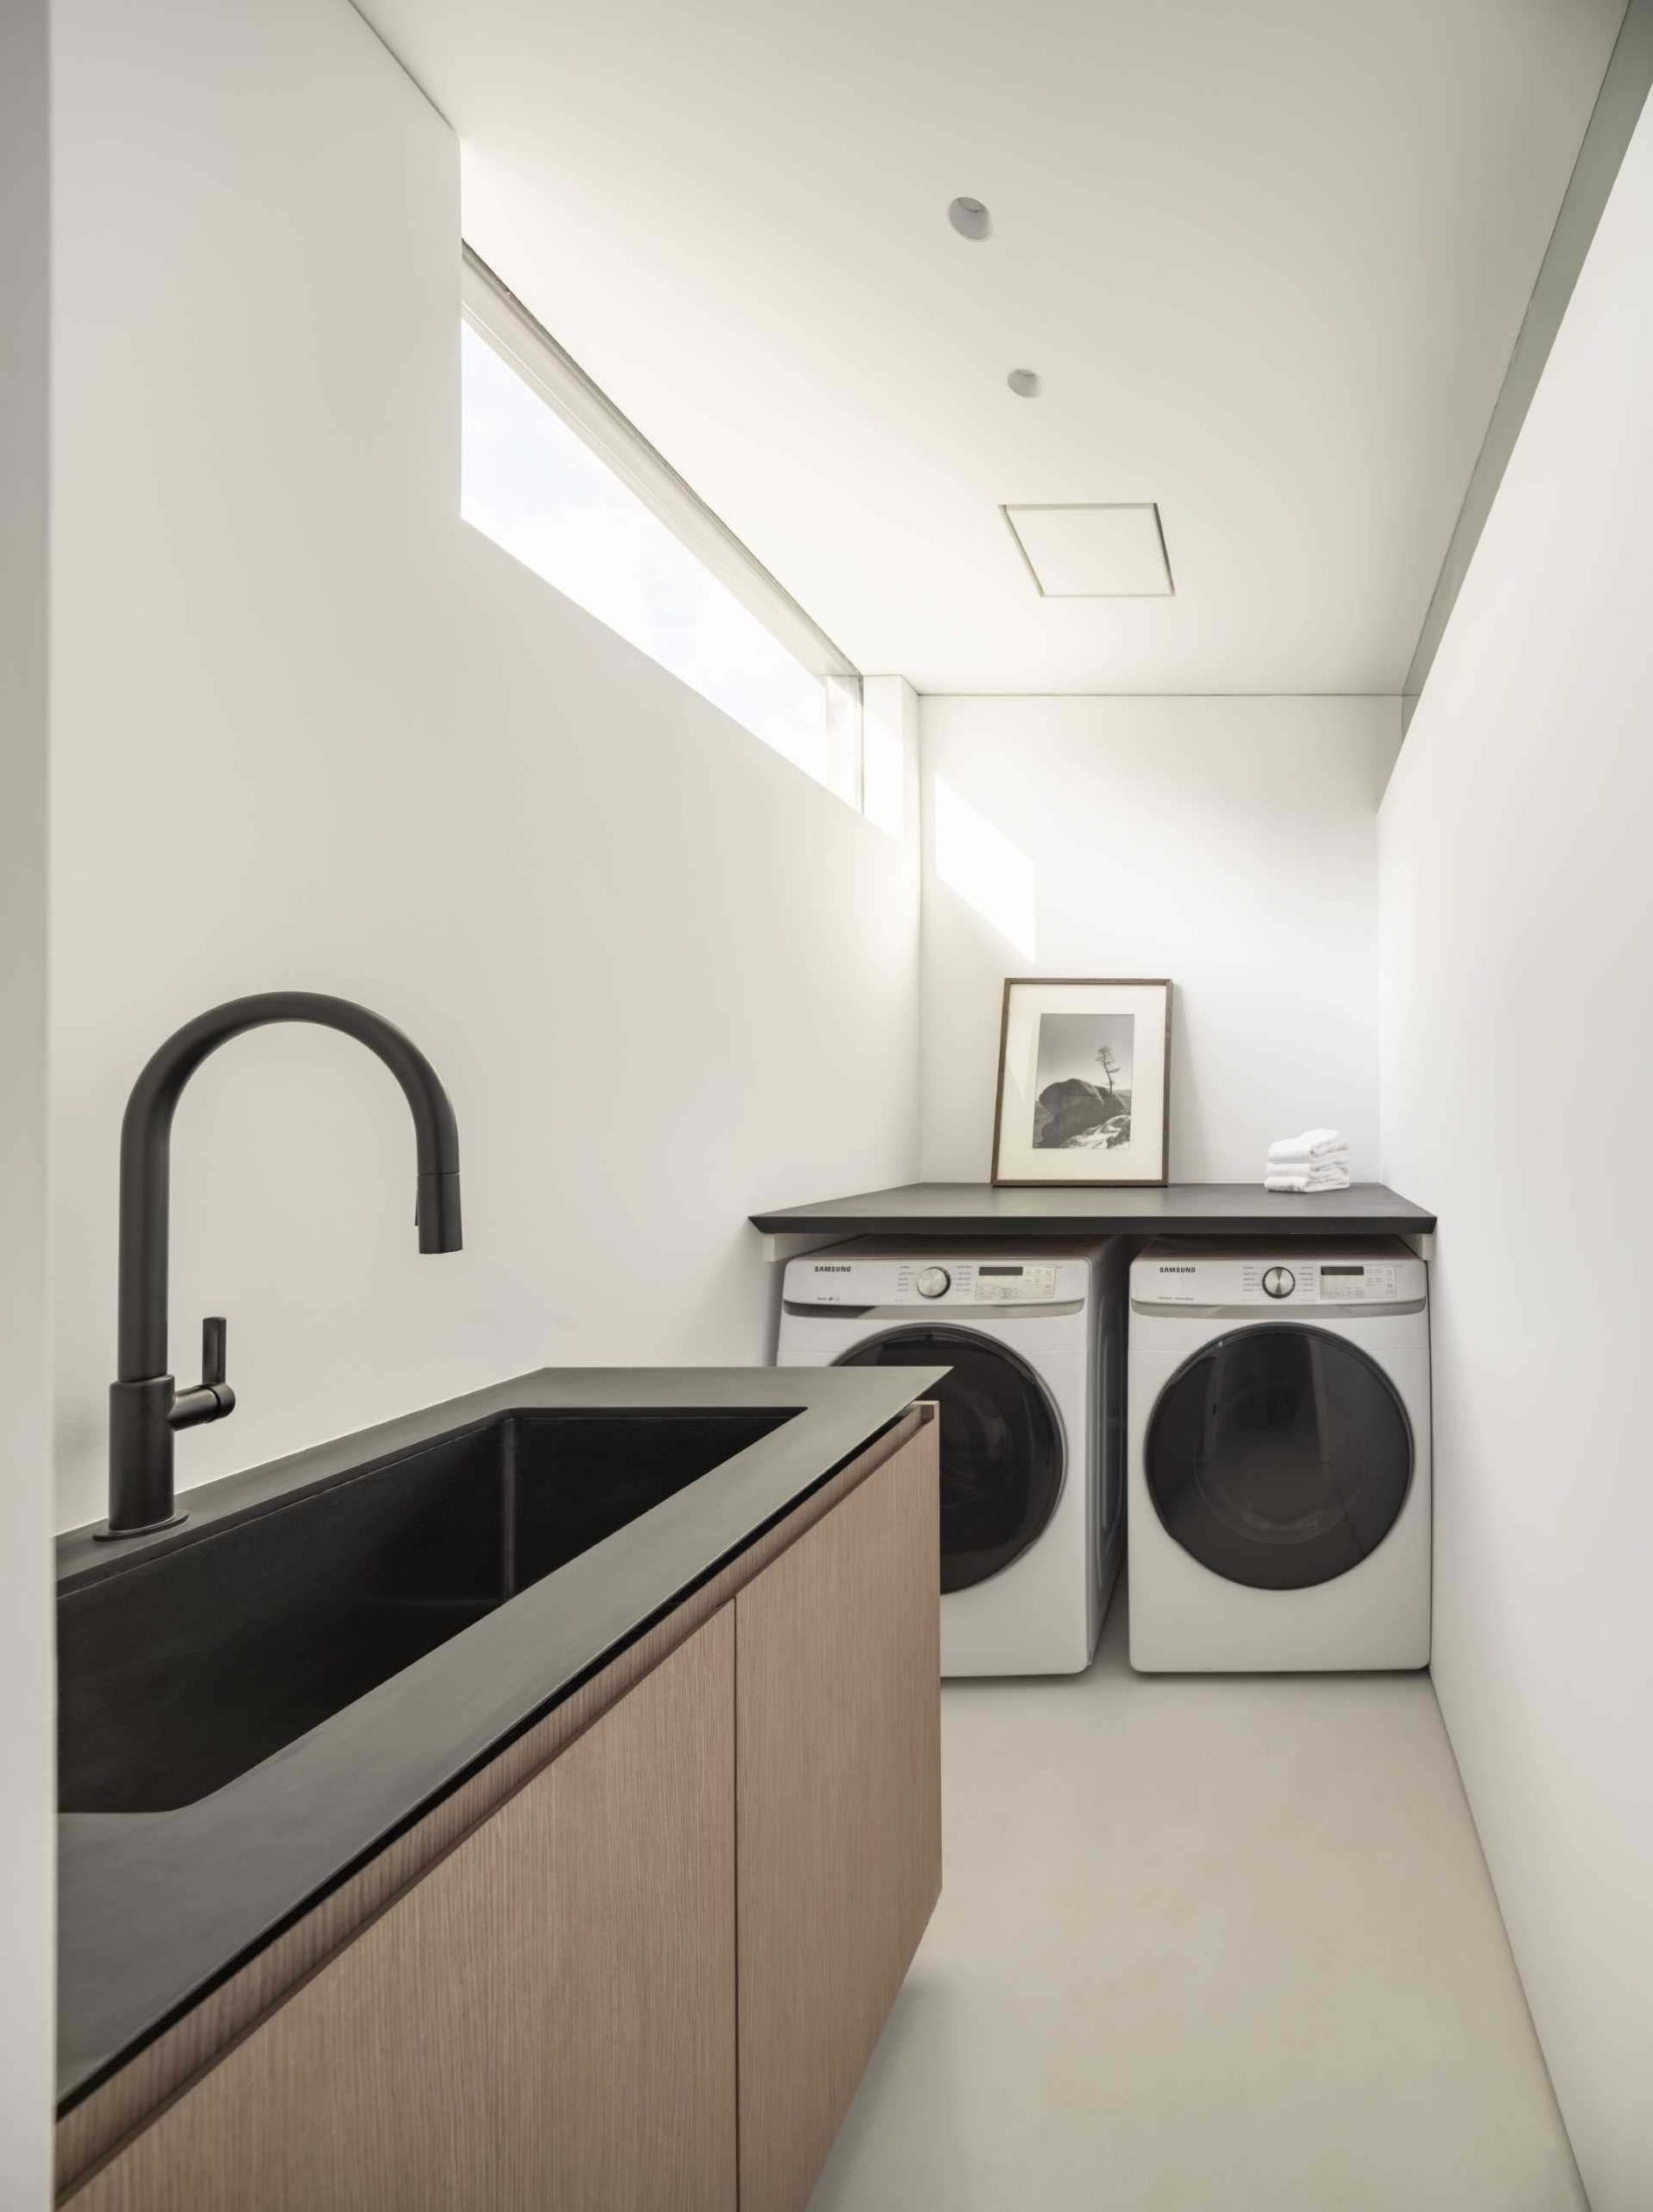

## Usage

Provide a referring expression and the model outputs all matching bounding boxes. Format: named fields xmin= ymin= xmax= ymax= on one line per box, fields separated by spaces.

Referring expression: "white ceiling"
xmin=365 ymin=0 xmax=1621 ymax=695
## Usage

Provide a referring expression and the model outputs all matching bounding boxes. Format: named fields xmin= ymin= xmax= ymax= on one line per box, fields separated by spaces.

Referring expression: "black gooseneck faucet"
xmin=101 ymin=992 xmax=462 ymax=1539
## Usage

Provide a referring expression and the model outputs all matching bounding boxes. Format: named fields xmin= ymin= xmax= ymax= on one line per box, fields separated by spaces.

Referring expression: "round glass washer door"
xmin=836 ymin=1325 xmax=1064 ymax=1592
xmin=1145 ymin=1324 xmax=1413 ymax=1591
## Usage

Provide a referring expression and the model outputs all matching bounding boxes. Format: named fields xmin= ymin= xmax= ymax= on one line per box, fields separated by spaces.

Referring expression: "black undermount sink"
xmin=57 ymin=1407 xmax=795 ymax=1815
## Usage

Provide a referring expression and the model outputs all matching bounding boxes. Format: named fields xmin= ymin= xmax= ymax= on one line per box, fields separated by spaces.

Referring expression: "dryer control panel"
xmin=1131 ymin=1239 xmax=1427 ymax=1313
xmin=1242 ymin=1256 xmax=1400 ymax=1303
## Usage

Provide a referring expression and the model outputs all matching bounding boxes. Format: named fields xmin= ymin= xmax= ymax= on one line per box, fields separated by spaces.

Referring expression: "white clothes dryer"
xmin=1128 ymin=1237 xmax=1431 ymax=1672
xmin=778 ymin=1237 xmax=1126 ymax=1675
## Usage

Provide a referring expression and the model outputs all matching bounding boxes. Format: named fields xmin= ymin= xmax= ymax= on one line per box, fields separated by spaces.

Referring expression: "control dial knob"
xmin=1262 ymin=1265 xmax=1296 ymax=1300
xmin=915 ymin=1266 xmax=951 ymax=1299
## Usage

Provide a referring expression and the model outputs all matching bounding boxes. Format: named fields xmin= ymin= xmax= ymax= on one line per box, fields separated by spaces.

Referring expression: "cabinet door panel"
xmin=498 ymin=1600 xmax=736 ymax=2209
xmin=735 ymin=1419 xmax=942 ymax=2212
xmin=68 ymin=1607 xmax=736 ymax=2212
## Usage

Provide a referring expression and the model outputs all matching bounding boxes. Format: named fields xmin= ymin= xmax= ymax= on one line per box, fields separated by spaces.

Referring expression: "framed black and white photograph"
xmin=991 ymin=978 xmax=1173 ymax=1185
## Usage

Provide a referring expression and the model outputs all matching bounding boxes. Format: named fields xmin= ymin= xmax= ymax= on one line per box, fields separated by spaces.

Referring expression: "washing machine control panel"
xmin=785 ymin=1255 xmax=1078 ymax=1306
xmin=970 ymin=1264 xmax=1059 ymax=1303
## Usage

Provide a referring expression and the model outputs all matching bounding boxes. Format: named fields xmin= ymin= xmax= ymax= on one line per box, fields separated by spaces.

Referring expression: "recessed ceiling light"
xmin=947 ymin=197 xmax=991 ymax=241
xmin=1003 ymin=504 xmax=1175 ymax=596
xmin=1007 ymin=368 xmax=1041 ymax=398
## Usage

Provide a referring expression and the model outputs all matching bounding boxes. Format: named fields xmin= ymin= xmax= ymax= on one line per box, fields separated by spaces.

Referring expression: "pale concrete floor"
xmin=812 ymin=1595 xmax=1587 ymax=2212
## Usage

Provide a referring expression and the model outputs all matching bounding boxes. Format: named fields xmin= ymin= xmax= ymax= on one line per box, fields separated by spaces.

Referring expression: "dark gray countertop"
xmin=750 ymin=1179 xmax=1436 ymax=1239
xmin=56 ymin=1363 xmax=943 ymax=2113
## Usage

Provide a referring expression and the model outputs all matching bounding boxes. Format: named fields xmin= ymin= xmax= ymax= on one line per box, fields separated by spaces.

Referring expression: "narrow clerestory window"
xmin=460 ymin=248 xmax=863 ymax=807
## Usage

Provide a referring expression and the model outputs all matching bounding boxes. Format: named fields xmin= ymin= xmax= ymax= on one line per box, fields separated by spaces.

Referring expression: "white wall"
xmin=1378 ymin=92 xmax=1653 ymax=2212
xmin=48 ymin=0 xmax=919 ymax=1535
xmin=920 ymin=696 xmax=1398 ymax=1182
xmin=1 ymin=3 xmax=54 ymax=2196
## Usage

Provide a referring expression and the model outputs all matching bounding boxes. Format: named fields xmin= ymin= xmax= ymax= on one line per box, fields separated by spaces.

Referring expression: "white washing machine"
xmin=1128 ymin=1237 xmax=1431 ymax=1672
xmin=777 ymin=1237 xmax=1127 ymax=1675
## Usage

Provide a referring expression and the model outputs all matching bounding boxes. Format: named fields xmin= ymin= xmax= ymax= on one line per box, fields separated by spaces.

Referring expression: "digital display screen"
xmin=1321 ymin=1265 xmax=1364 ymax=1276
xmin=979 ymin=1264 xmax=1024 ymax=1276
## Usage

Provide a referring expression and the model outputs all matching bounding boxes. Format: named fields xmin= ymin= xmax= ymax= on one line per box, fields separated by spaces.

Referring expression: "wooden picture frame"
xmin=990 ymin=978 xmax=1173 ymax=1186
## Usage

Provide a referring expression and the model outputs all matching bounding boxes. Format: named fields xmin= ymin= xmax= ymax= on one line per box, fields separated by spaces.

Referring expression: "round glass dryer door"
xmin=1145 ymin=1325 xmax=1413 ymax=1590
xmin=836 ymin=1327 xmax=1064 ymax=1592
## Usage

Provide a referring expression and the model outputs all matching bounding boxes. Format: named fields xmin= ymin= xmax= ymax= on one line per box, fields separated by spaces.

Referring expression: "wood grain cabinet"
xmin=67 ymin=1609 xmax=738 ymax=2212
xmin=61 ymin=1406 xmax=939 ymax=2212
xmin=735 ymin=1421 xmax=943 ymax=2212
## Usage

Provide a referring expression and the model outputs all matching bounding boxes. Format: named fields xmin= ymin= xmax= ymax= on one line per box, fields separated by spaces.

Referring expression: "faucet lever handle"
xmin=169 ymin=1318 xmax=236 ymax=1432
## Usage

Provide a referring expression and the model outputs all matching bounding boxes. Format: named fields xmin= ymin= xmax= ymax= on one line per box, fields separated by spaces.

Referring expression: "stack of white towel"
xmin=1264 ymin=1129 xmax=1351 ymax=1192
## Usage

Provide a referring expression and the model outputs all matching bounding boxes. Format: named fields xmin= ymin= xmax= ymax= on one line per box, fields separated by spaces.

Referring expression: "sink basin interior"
xmin=58 ymin=1406 xmax=798 ymax=1815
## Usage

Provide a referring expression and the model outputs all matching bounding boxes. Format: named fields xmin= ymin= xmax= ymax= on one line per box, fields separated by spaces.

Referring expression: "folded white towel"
xmin=1265 ymin=1166 xmax=1351 ymax=1193
xmin=1267 ymin=1129 xmax=1348 ymax=1165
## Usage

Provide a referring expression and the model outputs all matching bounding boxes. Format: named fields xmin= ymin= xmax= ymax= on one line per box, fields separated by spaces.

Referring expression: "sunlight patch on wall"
xmin=932 ymin=777 xmax=1037 ymax=958
xmin=861 ymin=683 xmax=907 ymax=840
